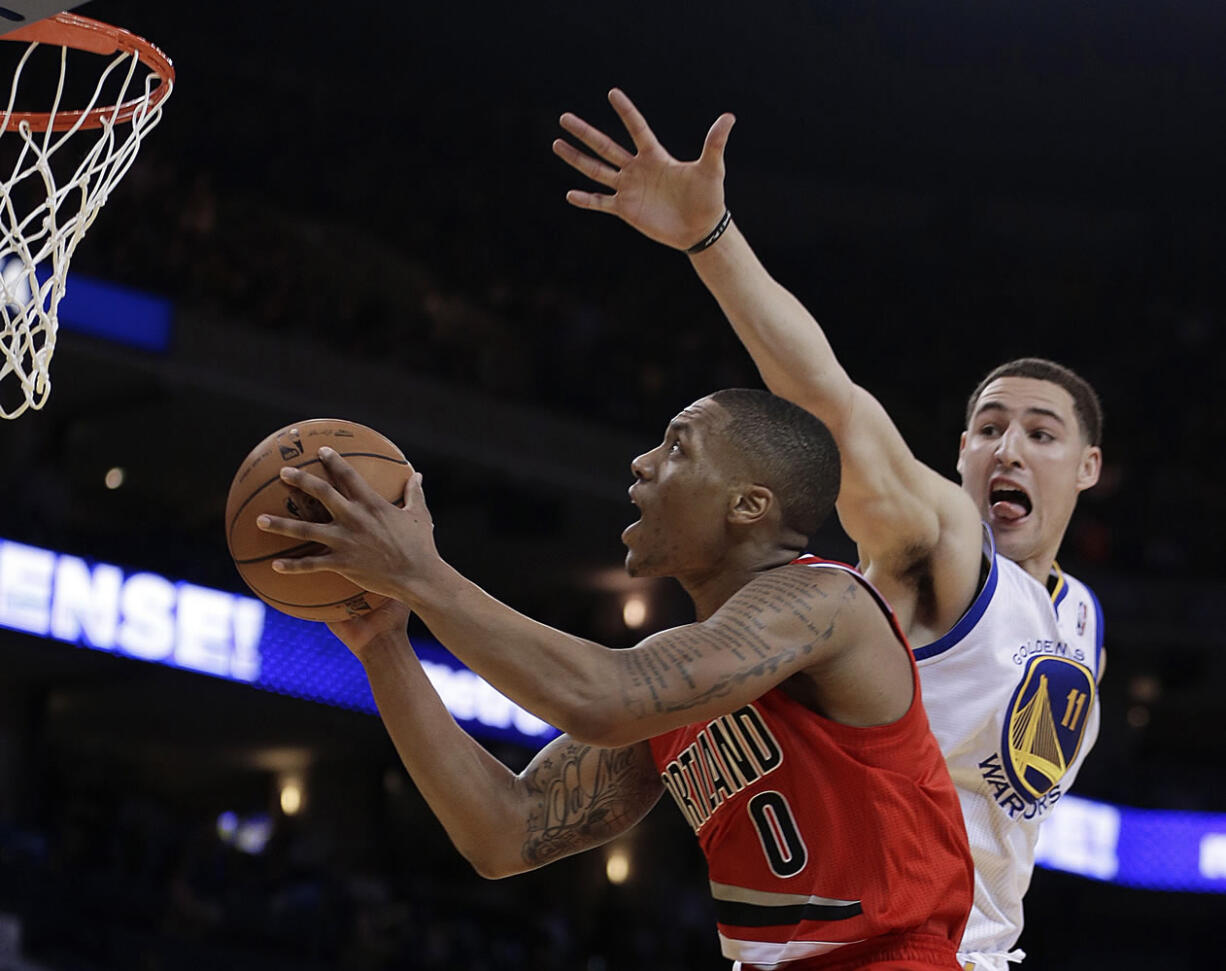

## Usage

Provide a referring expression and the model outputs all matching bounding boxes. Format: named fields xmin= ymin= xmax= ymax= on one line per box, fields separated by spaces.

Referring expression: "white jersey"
xmin=913 ymin=525 xmax=1103 ymax=971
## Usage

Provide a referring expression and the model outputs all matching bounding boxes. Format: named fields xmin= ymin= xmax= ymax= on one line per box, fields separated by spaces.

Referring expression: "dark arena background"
xmin=0 ymin=1 xmax=1222 ymax=967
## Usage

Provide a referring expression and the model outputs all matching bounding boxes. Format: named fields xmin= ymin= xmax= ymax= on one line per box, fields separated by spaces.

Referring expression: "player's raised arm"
xmin=555 ymin=91 xmax=982 ymax=633
xmin=329 ymin=601 xmax=663 ymax=879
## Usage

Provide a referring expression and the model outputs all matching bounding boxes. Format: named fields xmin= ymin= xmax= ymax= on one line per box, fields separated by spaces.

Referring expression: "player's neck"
xmin=682 ymin=575 xmax=745 ymax=622
xmin=677 ymin=545 xmax=803 ymax=621
xmin=674 ymin=562 xmax=755 ymax=621
xmin=1012 ymin=547 xmax=1058 ymax=589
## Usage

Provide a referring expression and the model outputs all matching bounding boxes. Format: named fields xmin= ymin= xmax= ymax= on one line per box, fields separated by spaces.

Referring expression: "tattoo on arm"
xmin=621 ymin=569 xmax=859 ymax=716
xmin=520 ymin=741 xmax=660 ymax=867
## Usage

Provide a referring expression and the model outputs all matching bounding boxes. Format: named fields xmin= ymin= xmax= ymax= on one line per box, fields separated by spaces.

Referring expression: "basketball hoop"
xmin=0 ymin=13 xmax=174 ymax=419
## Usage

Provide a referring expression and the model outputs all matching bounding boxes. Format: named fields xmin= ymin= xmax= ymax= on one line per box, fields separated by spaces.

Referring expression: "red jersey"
xmin=648 ymin=559 xmax=972 ymax=970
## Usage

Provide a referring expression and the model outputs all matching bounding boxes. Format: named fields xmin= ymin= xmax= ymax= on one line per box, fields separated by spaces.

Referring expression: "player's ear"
xmin=1076 ymin=445 xmax=1102 ymax=492
xmin=956 ymin=431 xmax=968 ymax=478
xmin=729 ymin=484 xmax=772 ymax=525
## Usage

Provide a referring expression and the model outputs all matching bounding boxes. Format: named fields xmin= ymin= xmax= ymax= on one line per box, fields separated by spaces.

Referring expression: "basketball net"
xmin=0 ymin=13 xmax=174 ymax=419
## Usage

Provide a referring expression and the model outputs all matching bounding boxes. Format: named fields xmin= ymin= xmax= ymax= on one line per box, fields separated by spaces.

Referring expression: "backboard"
xmin=0 ymin=3 xmax=80 ymax=37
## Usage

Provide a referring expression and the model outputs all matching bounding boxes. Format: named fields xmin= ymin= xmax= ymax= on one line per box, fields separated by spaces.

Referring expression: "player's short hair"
xmin=965 ymin=358 xmax=1103 ymax=446
xmin=709 ymin=388 xmax=840 ymax=541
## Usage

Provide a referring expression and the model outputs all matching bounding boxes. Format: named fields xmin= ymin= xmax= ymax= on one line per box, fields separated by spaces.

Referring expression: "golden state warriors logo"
xmin=1001 ymin=655 xmax=1096 ymax=800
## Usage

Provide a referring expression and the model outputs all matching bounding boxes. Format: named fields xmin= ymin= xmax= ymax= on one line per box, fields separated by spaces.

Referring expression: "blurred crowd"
xmin=0 ymin=746 xmax=718 ymax=971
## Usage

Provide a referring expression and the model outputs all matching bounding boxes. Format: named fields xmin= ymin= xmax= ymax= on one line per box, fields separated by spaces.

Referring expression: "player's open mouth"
xmin=989 ymin=486 xmax=1032 ymax=522
xmin=623 ymin=488 xmax=642 ymax=541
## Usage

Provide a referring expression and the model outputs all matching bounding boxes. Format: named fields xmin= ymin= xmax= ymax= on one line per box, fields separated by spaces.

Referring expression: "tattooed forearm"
xmin=620 ymin=568 xmax=858 ymax=716
xmin=520 ymin=740 xmax=659 ymax=867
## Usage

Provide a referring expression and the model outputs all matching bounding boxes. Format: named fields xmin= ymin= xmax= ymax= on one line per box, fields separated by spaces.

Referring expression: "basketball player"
xmin=259 ymin=389 xmax=973 ymax=970
xmin=552 ymin=90 xmax=1105 ymax=971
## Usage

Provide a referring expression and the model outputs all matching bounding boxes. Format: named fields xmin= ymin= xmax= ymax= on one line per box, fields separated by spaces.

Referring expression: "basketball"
xmin=225 ymin=418 xmax=412 ymax=622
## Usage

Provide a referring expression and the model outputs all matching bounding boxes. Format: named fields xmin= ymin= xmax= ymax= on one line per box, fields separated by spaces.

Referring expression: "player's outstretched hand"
xmin=553 ymin=88 xmax=734 ymax=251
xmin=255 ymin=447 xmax=440 ymax=602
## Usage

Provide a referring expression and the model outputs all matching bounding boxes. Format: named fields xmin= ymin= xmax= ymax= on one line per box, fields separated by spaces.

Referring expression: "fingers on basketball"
xmin=226 ymin=418 xmax=411 ymax=621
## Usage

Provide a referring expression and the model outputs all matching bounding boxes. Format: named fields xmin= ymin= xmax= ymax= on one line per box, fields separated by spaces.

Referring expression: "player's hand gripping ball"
xmin=225 ymin=418 xmax=411 ymax=621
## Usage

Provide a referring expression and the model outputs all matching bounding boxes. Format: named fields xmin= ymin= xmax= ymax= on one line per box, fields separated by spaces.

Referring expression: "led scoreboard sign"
xmin=1036 ymin=794 xmax=1226 ymax=894
xmin=0 ymin=537 xmax=557 ymax=747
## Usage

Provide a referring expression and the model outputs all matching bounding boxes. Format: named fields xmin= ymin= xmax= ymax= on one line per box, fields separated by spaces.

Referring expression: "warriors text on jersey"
xmin=649 ymin=559 xmax=973 ymax=970
xmin=913 ymin=526 xmax=1104 ymax=968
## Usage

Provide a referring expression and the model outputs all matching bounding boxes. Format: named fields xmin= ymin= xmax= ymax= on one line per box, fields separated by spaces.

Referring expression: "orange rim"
xmin=0 ymin=12 xmax=174 ymax=132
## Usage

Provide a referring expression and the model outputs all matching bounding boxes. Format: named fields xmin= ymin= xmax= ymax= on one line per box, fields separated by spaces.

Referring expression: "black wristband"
xmin=686 ymin=209 xmax=732 ymax=254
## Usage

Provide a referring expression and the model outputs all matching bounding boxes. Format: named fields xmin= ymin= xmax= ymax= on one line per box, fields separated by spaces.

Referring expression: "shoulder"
xmin=1057 ymin=567 xmax=1101 ymax=608
xmin=746 ymin=561 xmax=896 ymax=641
xmin=1053 ymin=566 xmax=1106 ymax=673
xmin=761 ymin=564 xmax=915 ymax=722
xmin=786 ymin=557 xmax=894 ymax=613
xmin=712 ymin=563 xmax=882 ymax=639
xmin=757 ymin=560 xmax=871 ymax=600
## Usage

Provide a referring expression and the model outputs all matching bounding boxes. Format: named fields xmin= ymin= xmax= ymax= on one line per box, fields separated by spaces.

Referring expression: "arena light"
xmin=215 ymin=811 xmax=272 ymax=855
xmin=279 ymin=776 xmax=304 ymax=816
xmin=606 ymin=847 xmax=631 ymax=885
xmin=622 ymin=594 xmax=648 ymax=629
